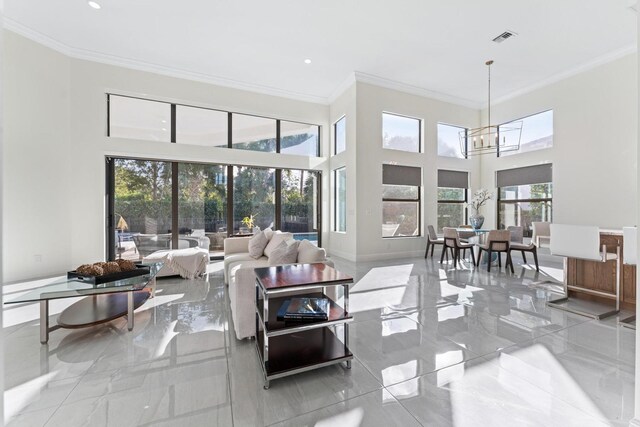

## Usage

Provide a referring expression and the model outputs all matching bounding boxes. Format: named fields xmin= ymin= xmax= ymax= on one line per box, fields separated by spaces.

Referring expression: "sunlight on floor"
xmin=4 ymin=371 xmax=59 ymax=423
xmin=314 ymin=407 xmax=364 ymax=427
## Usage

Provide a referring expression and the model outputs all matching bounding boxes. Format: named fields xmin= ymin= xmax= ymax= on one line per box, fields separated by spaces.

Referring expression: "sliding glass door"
xmin=107 ymin=158 xmax=321 ymax=260
xmin=112 ymin=159 xmax=173 ymax=261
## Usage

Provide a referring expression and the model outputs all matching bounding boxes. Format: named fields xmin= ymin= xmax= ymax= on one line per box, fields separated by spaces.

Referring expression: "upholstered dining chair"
xmin=476 ymin=230 xmax=514 ymax=273
xmin=532 ymin=222 xmax=551 ymax=248
xmin=425 ymin=225 xmax=444 ymax=258
xmin=507 ymin=226 xmax=540 ymax=271
xmin=457 ymin=224 xmax=476 ymax=258
xmin=440 ymin=227 xmax=476 ymax=266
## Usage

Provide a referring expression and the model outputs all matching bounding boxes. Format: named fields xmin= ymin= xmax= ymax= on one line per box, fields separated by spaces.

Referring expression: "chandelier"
xmin=460 ymin=60 xmax=523 ymax=156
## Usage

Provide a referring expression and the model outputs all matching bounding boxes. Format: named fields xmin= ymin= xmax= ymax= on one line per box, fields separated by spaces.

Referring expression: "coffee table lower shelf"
xmin=255 ymin=327 xmax=352 ymax=388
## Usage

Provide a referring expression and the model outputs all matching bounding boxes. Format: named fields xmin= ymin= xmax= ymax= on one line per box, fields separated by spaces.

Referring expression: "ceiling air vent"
xmin=492 ymin=31 xmax=518 ymax=43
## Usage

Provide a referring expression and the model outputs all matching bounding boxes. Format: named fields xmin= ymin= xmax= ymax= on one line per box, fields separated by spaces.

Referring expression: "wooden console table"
xmin=566 ymin=229 xmax=636 ymax=310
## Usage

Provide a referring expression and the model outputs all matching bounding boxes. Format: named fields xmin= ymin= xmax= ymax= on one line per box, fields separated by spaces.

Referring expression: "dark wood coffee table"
xmin=254 ymin=263 xmax=354 ymax=389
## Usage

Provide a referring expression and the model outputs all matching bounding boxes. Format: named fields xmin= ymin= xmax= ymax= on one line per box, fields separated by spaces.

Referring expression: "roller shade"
xmin=438 ymin=170 xmax=468 ymax=189
xmin=496 ymin=163 xmax=553 ymax=188
xmin=382 ymin=164 xmax=421 ymax=186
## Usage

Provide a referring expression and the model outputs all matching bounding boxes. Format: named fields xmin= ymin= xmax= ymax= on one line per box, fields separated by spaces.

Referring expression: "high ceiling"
xmin=4 ymin=0 xmax=637 ymax=106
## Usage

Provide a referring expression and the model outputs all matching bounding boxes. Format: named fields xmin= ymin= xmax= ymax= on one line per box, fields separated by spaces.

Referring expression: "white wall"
xmin=327 ymin=83 xmax=357 ymax=261
xmin=480 ymin=53 xmax=638 ymax=230
xmin=3 ymin=31 xmax=71 ymax=282
xmin=5 ymin=30 xmax=638 ymax=280
xmin=352 ymin=82 xmax=480 ymax=261
xmin=4 ymin=31 xmax=331 ymax=282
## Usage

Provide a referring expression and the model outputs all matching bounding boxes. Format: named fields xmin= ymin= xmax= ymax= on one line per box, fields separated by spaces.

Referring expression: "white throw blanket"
xmin=145 ymin=248 xmax=209 ymax=279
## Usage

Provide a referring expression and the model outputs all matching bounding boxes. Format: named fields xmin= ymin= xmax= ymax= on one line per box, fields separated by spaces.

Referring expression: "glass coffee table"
xmin=5 ymin=262 xmax=162 ymax=344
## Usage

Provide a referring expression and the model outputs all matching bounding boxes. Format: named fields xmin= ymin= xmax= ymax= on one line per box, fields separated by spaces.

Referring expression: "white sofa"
xmin=224 ymin=234 xmax=333 ymax=340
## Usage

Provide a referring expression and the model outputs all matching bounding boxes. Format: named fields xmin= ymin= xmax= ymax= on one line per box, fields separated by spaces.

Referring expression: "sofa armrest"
xmin=224 ymin=236 xmax=250 ymax=255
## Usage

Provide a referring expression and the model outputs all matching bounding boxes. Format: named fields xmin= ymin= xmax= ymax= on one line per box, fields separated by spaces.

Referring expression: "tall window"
xmin=108 ymin=94 xmax=320 ymax=156
xmin=497 ymin=164 xmax=553 ymax=236
xmin=438 ymin=123 xmax=467 ymax=159
xmin=437 ymin=170 xmax=469 ymax=232
xmin=334 ymin=168 xmax=346 ymax=232
xmin=233 ymin=166 xmax=276 ymax=233
xmin=281 ymin=170 xmax=319 ymax=244
xmin=178 ymin=163 xmax=227 ymax=254
xmin=334 ymin=116 xmax=346 ymax=155
xmin=499 ymin=110 xmax=553 ymax=157
xmin=382 ymin=164 xmax=421 ymax=238
xmin=382 ymin=112 xmax=421 ymax=153
xmin=112 ymin=159 xmax=173 ymax=261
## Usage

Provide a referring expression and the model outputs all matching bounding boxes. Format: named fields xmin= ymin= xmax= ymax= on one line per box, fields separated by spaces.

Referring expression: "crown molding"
xmin=352 ymin=71 xmax=481 ymax=109
xmin=492 ymin=44 xmax=637 ymax=105
xmin=3 ymin=18 xmax=329 ymax=105
xmin=327 ymin=72 xmax=357 ymax=105
xmin=5 ymin=17 xmax=637 ymax=111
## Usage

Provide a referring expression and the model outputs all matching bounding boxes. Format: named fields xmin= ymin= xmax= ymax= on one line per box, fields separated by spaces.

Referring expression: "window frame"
xmin=381 ymin=184 xmax=421 ymax=239
xmin=106 ymin=156 xmax=323 ymax=260
xmin=107 ymin=93 xmax=321 ymax=157
xmin=333 ymin=115 xmax=346 ymax=155
xmin=381 ymin=111 xmax=422 ymax=153
xmin=497 ymin=109 xmax=553 ymax=158
xmin=436 ymin=187 xmax=468 ymax=232
xmin=437 ymin=122 xmax=468 ymax=159
xmin=333 ymin=167 xmax=346 ymax=232
xmin=496 ymin=183 xmax=553 ymax=237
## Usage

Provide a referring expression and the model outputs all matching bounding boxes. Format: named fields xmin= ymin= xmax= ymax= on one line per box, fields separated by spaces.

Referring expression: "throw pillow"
xmin=297 ymin=239 xmax=327 ymax=263
xmin=248 ymin=230 xmax=269 ymax=259
xmin=268 ymin=240 xmax=299 ymax=266
xmin=263 ymin=231 xmax=292 ymax=258
xmin=263 ymin=227 xmax=274 ymax=241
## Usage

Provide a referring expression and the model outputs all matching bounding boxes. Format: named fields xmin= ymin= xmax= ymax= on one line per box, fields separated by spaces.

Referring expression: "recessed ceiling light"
xmin=88 ymin=1 xmax=101 ymax=9
xmin=304 ymin=59 xmax=312 ymax=64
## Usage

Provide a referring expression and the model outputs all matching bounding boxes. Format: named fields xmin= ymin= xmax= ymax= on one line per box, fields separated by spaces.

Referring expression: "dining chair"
xmin=620 ymin=226 xmax=636 ymax=328
xmin=476 ymin=230 xmax=514 ymax=273
xmin=440 ymin=227 xmax=476 ymax=266
xmin=507 ymin=226 xmax=539 ymax=271
xmin=457 ymin=224 xmax=476 ymax=258
xmin=425 ymin=225 xmax=444 ymax=258
xmin=547 ymin=224 xmax=620 ymax=319
xmin=532 ymin=222 xmax=551 ymax=248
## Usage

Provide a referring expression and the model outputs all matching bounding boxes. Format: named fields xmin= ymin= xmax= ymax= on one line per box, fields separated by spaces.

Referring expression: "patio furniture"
xmin=546 ymin=224 xmax=620 ymax=319
xmin=476 ymin=230 xmax=514 ymax=273
xmin=425 ymin=225 xmax=444 ymax=258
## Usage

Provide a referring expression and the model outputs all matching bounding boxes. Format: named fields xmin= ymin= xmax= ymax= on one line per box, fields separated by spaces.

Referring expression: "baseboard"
xmin=327 ymin=248 xmax=356 ymax=262
xmin=356 ymin=250 xmax=424 ymax=262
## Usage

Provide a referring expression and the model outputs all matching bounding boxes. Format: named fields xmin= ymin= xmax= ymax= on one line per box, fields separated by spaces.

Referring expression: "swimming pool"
xmin=292 ymin=232 xmax=318 ymax=242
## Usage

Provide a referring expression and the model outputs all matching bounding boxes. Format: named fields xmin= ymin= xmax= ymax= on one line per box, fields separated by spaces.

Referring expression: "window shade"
xmin=496 ymin=163 xmax=552 ymax=188
xmin=382 ymin=164 xmax=421 ymax=186
xmin=438 ymin=170 xmax=468 ymax=189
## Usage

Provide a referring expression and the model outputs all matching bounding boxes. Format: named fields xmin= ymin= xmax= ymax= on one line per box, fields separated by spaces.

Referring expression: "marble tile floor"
xmin=3 ymin=254 xmax=636 ymax=426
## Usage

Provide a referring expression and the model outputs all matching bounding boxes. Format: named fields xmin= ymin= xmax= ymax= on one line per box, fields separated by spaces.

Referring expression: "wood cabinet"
xmin=566 ymin=230 xmax=636 ymax=310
